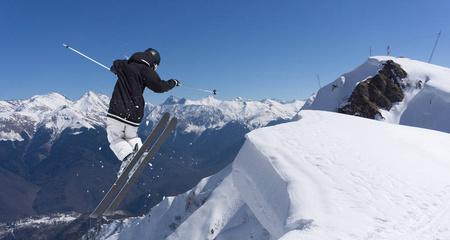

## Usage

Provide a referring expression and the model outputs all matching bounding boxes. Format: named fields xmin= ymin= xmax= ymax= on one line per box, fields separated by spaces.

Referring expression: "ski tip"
xmin=62 ymin=43 xmax=69 ymax=48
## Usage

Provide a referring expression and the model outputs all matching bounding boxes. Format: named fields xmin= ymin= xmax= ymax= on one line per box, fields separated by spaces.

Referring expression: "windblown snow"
xmin=96 ymin=110 xmax=450 ymax=240
xmin=303 ymin=56 xmax=450 ymax=133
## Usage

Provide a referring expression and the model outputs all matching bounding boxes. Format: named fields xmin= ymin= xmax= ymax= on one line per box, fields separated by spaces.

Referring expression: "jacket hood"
xmin=129 ymin=49 xmax=160 ymax=67
xmin=129 ymin=52 xmax=151 ymax=67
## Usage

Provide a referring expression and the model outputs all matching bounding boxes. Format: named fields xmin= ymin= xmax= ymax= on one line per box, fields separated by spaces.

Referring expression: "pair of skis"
xmin=90 ymin=113 xmax=177 ymax=219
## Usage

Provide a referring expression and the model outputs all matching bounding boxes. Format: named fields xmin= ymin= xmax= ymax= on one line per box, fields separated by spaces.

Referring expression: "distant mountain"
xmin=0 ymin=92 xmax=303 ymax=141
xmin=0 ymin=92 xmax=108 ymax=141
xmin=0 ymin=93 xmax=304 ymax=222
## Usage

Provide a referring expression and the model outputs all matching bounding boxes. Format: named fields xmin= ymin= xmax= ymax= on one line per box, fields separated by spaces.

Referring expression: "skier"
xmin=106 ymin=48 xmax=179 ymax=175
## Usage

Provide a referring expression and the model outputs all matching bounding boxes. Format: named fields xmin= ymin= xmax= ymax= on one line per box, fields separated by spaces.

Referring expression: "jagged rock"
xmin=339 ymin=60 xmax=407 ymax=119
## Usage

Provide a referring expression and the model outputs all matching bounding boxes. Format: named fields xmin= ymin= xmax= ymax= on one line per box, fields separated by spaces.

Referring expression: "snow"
xmin=86 ymin=57 xmax=450 ymax=239
xmin=0 ymin=130 xmax=23 ymax=141
xmin=166 ymin=175 xmax=244 ymax=240
xmin=73 ymin=91 xmax=109 ymax=115
xmin=99 ymin=110 xmax=450 ymax=239
xmin=0 ymin=212 xmax=80 ymax=236
xmin=147 ymin=96 xmax=304 ymax=134
xmin=95 ymin=167 xmax=236 ymax=240
xmin=0 ymin=92 xmax=109 ymax=141
xmin=303 ymin=58 xmax=380 ymax=112
xmin=304 ymin=56 xmax=450 ymax=134
xmin=0 ymin=101 xmax=15 ymax=112
xmin=376 ymin=56 xmax=450 ymax=132
xmin=232 ymin=110 xmax=450 ymax=239
xmin=12 ymin=213 xmax=79 ymax=227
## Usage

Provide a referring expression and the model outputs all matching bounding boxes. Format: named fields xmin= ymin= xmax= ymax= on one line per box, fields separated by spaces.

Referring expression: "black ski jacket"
xmin=107 ymin=53 xmax=175 ymax=126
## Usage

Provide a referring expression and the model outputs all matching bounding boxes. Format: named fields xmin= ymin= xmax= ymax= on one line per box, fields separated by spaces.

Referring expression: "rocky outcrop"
xmin=339 ymin=60 xmax=407 ymax=119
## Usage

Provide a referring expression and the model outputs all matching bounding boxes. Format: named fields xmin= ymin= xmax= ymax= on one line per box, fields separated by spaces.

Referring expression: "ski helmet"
xmin=144 ymin=48 xmax=161 ymax=66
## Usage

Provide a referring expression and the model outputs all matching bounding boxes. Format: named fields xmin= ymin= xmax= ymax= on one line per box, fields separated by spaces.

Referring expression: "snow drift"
xmin=97 ymin=110 xmax=450 ymax=239
xmin=234 ymin=110 xmax=450 ymax=239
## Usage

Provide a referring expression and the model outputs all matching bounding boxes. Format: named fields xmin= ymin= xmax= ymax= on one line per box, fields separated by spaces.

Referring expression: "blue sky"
xmin=1 ymin=0 xmax=449 ymax=103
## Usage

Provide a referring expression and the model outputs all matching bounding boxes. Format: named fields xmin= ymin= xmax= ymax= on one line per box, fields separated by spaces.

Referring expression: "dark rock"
xmin=339 ymin=60 xmax=407 ymax=119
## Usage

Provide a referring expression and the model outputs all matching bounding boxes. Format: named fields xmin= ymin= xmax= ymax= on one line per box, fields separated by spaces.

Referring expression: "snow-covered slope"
xmin=303 ymin=56 xmax=450 ymax=133
xmin=233 ymin=111 xmax=450 ymax=239
xmin=0 ymin=93 xmax=303 ymax=141
xmin=99 ymin=110 xmax=450 ymax=239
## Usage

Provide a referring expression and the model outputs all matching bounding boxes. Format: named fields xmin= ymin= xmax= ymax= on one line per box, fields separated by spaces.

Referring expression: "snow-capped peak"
xmin=30 ymin=92 xmax=69 ymax=102
xmin=161 ymin=95 xmax=182 ymax=105
xmin=183 ymin=95 xmax=222 ymax=106
xmin=16 ymin=92 xmax=73 ymax=113
xmin=304 ymin=56 xmax=450 ymax=134
xmin=162 ymin=95 xmax=225 ymax=107
xmin=73 ymin=91 xmax=109 ymax=113
xmin=0 ymin=92 xmax=109 ymax=141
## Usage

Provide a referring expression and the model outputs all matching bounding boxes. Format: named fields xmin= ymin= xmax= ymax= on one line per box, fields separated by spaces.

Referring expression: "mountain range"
xmin=0 ymin=93 xmax=304 ymax=223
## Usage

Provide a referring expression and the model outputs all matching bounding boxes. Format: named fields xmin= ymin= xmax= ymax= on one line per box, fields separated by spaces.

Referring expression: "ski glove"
xmin=168 ymin=79 xmax=181 ymax=87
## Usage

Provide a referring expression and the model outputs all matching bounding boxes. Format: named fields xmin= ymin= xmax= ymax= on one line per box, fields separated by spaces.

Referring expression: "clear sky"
xmin=1 ymin=0 xmax=450 ymax=103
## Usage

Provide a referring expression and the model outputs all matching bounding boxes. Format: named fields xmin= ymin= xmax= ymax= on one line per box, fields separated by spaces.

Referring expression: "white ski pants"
xmin=106 ymin=117 xmax=142 ymax=161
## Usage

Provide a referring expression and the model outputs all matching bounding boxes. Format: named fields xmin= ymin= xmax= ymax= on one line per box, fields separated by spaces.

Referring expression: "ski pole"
xmin=180 ymin=84 xmax=217 ymax=95
xmin=62 ymin=43 xmax=110 ymax=71
xmin=63 ymin=43 xmax=218 ymax=95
